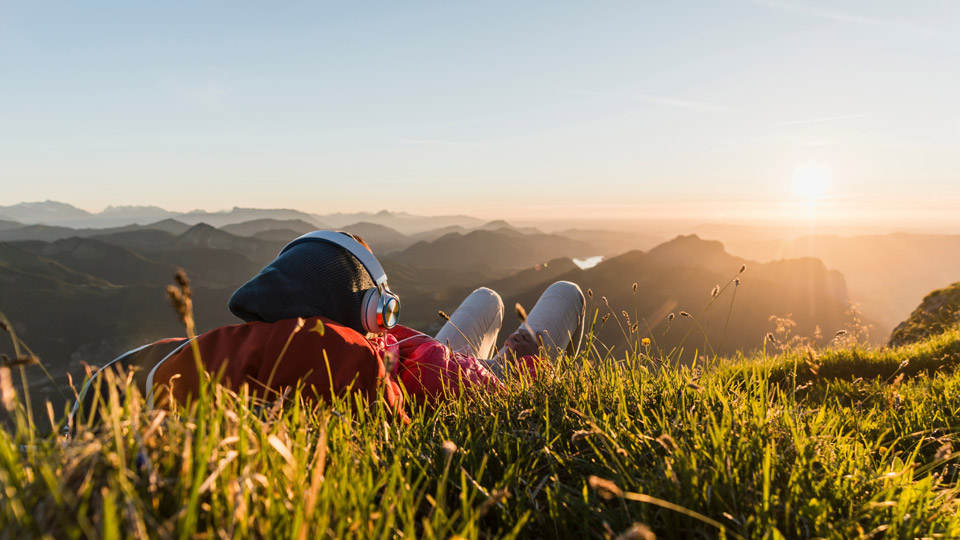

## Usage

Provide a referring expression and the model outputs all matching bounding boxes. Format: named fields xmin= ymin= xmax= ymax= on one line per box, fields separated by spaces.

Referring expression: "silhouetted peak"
xmin=149 ymin=218 xmax=188 ymax=227
xmin=19 ymin=200 xmax=86 ymax=211
xmin=183 ymin=222 xmax=218 ymax=234
xmin=0 ymin=200 xmax=92 ymax=218
xmin=172 ymin=223 xmax=259 ymax=251
xmin=649 ymin=234 xmax=725 ymax=255
xmin=344 ymin=221 xmax=398 ymax=232
xmin=101 ymin=205 xmax=168 ymax=214
xmin=481 ymin=219 xmax=513 ymax=229
xmin=176 ymin=223 xmax=229 ymax=242
xmin=639 ymin=235 xmax=743 ymax=272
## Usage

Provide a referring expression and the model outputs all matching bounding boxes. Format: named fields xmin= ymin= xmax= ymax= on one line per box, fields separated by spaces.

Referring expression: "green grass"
xmin=764 ymin=323 xmax=960 ymax=385
xmin=2 ymin=322 xmax=960 ymax=539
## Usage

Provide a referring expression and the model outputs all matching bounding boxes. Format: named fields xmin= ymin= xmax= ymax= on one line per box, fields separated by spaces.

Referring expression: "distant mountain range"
xmin=0 ymin=201 xmax=485 ymax=235
xmin=1 ymin=202 xmax=957 ymax=416
xmin=2 ymin=201 xmax=957 ymax=331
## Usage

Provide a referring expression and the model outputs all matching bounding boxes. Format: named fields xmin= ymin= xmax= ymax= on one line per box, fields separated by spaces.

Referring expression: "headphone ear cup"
xmin=360 ymin=288 xmax=381 ymax=333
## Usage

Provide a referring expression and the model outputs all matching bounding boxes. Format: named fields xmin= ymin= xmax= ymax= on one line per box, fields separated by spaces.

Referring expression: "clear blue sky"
xmin=1 ymin=1 xmax=958 ymax=225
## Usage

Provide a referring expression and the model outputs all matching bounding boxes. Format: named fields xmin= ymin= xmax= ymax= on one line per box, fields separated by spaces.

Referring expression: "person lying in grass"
xmin=73 ymin=231 xmax=585 ymax=425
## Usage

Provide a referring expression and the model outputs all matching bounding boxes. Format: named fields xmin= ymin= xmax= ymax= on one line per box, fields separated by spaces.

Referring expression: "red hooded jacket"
xmin=133 ymin=317 xmax=542 ymax=421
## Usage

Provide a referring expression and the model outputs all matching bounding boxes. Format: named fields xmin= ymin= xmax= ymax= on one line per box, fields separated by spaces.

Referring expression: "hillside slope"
xmin=220 ymin=218 xmax=318 ymax=238
xmin=889 ymin=281 xmax=960 ymax=347
xmin=390 ymin=229 xmax=593 ymax=271
xmin=710 ymin=232 xmax=960 ymax=335
xmin=340 ymin=222 xmax=413 ymax=254
xmin=12 ymin=238 xmax=178 ymax=286
xmin=394 ymin=235 xmax=870 ymax=356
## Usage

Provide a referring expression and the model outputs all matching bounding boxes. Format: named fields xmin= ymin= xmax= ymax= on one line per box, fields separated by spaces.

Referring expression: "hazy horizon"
xmin=3 ymin=198 xmax=960 ymax=237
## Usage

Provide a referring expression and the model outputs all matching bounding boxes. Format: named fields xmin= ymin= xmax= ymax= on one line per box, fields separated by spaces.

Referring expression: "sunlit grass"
xmin=2 ymin=313 xmax=960 ymax=539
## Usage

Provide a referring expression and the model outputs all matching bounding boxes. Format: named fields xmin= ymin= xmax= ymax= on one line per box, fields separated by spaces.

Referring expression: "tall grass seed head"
xmin=166 ymin=285 xmax=189 ymax=322
xmin=5 ymin=355 xmax=40 ymax=367
xmin=615 ymin=523 xmax=656 ymax=540
xmin=515 ymin=303 xmax=528 ymax=322
xmin=935 ymin=443 xmax=953 ymax=461
xmin=588 ymin=475 xmax=622 ymax=500
xmin=571 ymin=429 xmax=596 ymax=442
xmin=657 ymin=433 xmax=678 ymax=453
xmin=0 ymin=365 xmax=15 ymax=412
xmin=441 ymin=440 xmax=458 ymax=456
xmin=174 ymin=267 xmax=191 ymax=291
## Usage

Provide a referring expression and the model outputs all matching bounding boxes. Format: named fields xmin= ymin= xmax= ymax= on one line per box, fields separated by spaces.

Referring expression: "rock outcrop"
xmin=889 ymin=282 xmax=960 ymax=347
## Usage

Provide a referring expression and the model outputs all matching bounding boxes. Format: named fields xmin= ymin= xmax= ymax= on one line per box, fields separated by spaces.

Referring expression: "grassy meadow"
xmin=1 ymin=290 xmax=959 ymax=539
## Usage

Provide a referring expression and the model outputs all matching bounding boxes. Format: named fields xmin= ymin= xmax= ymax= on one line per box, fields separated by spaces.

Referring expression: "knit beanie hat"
xmin=228 ymin=240 xmax=375 ymax=334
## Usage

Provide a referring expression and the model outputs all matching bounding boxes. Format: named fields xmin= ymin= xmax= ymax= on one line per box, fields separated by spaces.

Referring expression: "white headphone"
xmin=279 ymin=231 xmax=401 ymax=334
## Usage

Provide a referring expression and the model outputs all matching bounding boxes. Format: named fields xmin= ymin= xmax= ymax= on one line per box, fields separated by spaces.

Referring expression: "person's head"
xmin=228 ymin=231 xmax=397 ymax=334
xmin=342 ymin=232 xmax=373 ymax=253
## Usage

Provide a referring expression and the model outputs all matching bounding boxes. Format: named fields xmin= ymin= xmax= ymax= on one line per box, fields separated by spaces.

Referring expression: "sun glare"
xmin=791 ymin=161 xmax=832 ymax=202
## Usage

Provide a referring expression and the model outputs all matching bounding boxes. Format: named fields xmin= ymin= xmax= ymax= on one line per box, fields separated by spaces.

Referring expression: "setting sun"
xmin=791 ymin=161 xmax=833 ymax=202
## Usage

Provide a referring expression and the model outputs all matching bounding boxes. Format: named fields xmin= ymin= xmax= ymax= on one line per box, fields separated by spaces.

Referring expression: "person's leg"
xmin=434 ymin=287 xmax=504 ymax=358
xmin=497 ymin=281 xmax=586 ymax=361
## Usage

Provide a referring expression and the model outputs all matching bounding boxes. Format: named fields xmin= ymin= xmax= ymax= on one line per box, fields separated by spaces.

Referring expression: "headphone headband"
xmin=280 ymin=231 xmax=388 ymax=288
xmin=279 ymin=230 xmax=400 ymax=333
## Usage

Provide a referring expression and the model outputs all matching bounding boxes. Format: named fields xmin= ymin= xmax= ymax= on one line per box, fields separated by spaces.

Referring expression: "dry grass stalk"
xmin=0 ymin=365 xmax=16 ymax=412
xmin=515 ymin=303 xmax=528 ymax=323
xmin=615 ymin=522 xmax=657 ymax=540
xmin=588 ymin=475 xmax=622 ymax=500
